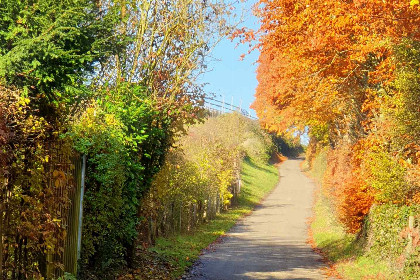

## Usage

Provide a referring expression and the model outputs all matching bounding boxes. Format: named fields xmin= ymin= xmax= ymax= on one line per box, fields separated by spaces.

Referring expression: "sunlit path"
xmin=184 ymin=159 xmax=335 ymax=280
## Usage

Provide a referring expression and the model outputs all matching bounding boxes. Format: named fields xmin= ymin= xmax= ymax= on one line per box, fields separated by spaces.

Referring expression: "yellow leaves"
xmin=17 ymin=97 xmax=30 ymax=106
xmin=53 ymin=170 xmax=66 ymax=187
xmin=398 ymin=158 xmax=410 ymax=168
xmin=410 ymin=0 xmax=419 ymax=7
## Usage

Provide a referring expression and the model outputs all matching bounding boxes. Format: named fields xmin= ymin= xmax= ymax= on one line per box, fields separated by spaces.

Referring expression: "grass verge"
xmin=310 ymin=190 xmax=393 ymax=279
xmin=306 ymin=152 xmax=394 ymax=280
xmin=149 ymin=157 xmax=279 ymax=279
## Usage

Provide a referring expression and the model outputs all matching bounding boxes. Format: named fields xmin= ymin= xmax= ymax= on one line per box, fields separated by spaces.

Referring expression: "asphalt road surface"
xmin=183 ymin=159 xmax=334 ymax=280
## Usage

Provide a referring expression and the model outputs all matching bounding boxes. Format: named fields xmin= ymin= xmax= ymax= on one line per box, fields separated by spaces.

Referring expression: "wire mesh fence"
xmin=0 ymin=143 xmax=84 ymax=279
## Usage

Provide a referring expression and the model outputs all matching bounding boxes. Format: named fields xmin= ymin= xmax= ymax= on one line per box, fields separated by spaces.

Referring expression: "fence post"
xmin=208 ymin=198 xmax=211 ymax=219
xmin=76 ymin=155 xmax=86 ymax=266
xmin=216 ymin=191 xmax=220 ymax=214
xmin=179 ymin=202 xmax=182 ymax=232
xmin=46 ymin=249 xmax=54 ymax=279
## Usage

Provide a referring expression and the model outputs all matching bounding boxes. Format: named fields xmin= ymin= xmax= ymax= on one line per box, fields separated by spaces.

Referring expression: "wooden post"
xmin=216 ymin=192 xmax=220 ymax=214
xmin=46 ymin=248 xmax=54 ymax=279
xmin=206 ymin=196 xmax=210 ymax=221
xmin=63 ymin=154 xmax=86 ymax=275
xmin=171 ymin=201 xmax=175 ymax=233
xmin=63 ymin=155 xmax=84 ymax=275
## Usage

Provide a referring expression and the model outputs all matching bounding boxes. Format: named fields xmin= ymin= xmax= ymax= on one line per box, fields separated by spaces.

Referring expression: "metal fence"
xmin=204 ymin=97 xmax=258 ymax=120
xmin=44 ymin=149 xmax=85 ymax=278
xmin=62 ymin=155 xmax=85 ymax=277
xmin=0 ymin=145 xmax=85 ymax=279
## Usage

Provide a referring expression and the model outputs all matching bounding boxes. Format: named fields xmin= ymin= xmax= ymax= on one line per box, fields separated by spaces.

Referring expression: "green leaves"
xmin=0 ymin=0 xmax=118 ymax=103
xmin=68 ymin=83 xmax=175 ymax=277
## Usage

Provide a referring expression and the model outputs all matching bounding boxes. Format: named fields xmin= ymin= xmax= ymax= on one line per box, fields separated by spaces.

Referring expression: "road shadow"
xmin=182 ymin=158 xmax=331 ymax=280
xmin=243 ymin=157 xmax=279 ymax=176
xmin=183 ymin=234 xmax=325 ymax=280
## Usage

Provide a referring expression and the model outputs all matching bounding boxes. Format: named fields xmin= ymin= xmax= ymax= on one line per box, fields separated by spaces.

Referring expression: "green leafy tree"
xmin=0 ymin=0 xmax=119 ymax=105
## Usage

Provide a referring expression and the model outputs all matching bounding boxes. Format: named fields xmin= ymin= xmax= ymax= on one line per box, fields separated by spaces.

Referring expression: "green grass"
xmin=309 ymin=153 xmax=394 ymax=280
xmin=311 ymin=193 xmax=358 ymax=262
xmin=308 ymin=147 xmax=328 ymax=181
xmin=150 ymin=157 xmax=279 ymax=278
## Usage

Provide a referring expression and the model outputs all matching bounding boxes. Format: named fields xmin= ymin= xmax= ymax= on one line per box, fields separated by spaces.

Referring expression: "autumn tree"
xmin=252 ymin=0 xmax=419 ymax=135
xmin=94 ymin=0 xmax=236 ymax=132
xmin=250 ymin=0 xmax=420 ymax=232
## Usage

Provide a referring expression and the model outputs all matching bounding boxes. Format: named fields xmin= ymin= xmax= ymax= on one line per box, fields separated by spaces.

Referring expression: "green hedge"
xmin=366 ymin=204 xmax=420 ymax=278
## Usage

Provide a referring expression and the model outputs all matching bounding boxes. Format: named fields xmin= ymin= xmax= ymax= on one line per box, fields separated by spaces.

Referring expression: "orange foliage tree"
xmin=248 ymin=0 xmax=420 ymax=232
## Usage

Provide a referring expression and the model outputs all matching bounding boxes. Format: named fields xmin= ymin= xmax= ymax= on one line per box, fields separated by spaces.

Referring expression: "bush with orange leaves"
xmin=321 ymin=141 xmax=375 ymax=233
xmin=315 ymin=132 xmax=419 ymax=233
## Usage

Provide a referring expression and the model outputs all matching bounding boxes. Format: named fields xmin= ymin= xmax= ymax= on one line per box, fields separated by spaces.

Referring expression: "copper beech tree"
xmin=247 ymin=0 xmax=420 ymax=232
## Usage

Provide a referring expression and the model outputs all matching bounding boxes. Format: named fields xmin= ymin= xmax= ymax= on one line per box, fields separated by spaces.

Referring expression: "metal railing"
xmin=204 ymin=97 xmax=258 ymax=120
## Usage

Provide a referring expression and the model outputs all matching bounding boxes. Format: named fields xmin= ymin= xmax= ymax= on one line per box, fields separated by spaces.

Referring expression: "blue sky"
xmin=199 ymin=1 xmax=311 ymax=145
xmin=200 ymin=0 xmax=259 ymax=119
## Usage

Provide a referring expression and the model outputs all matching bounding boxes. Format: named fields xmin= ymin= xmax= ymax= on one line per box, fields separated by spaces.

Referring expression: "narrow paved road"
xmin=184 ymin=159 xmax=333 ymax=280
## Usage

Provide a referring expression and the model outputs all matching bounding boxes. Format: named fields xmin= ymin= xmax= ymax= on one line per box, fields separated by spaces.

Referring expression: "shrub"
xmin=0 ymin=87 xmax=73 ymax=278
xmin=367 ymin=148 xmax=412 ymax=205
xmin=320 ymin=141 xmax=375 ymax=233
xmin=69 ymin=85 xmax=170 ymax=278
xmin=140 ymin=113 xmax=275 ymax=243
